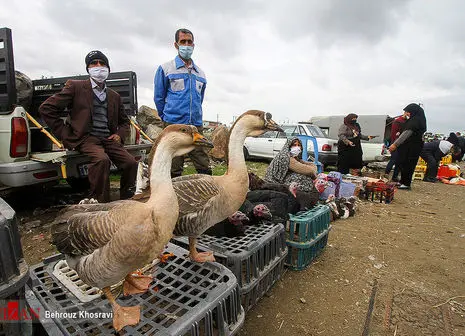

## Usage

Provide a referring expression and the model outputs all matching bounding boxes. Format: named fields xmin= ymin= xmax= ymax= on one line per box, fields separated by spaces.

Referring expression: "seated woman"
xmin=264 ymin=137 xmax=317 ymax=192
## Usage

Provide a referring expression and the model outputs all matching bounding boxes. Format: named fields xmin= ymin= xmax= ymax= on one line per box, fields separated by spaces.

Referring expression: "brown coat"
xmin=39 ymin=79 xmax=130 ymax=149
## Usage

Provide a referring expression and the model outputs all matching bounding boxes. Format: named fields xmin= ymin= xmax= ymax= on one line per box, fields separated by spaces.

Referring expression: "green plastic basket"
xmin=285 ymin=205 xmax=331 ymax=270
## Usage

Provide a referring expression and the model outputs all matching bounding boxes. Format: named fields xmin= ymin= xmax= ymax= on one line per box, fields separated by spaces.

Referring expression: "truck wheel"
xmin=243 ymin=147 xmax=250 ymax=160
xmin=66 ymin=177 xmax=90 ymax=192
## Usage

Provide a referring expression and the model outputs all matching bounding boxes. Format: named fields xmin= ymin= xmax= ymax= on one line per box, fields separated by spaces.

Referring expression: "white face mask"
xmin=88 ymin=66 xmax=109 ymax=83
xmin=290 ymin=146 xmax=302 ymax=157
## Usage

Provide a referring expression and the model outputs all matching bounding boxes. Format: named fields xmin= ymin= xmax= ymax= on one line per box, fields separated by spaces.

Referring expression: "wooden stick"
xmin=26 ymin=112 xmax=63 ymax=149
xmin=129 ymin=119 xmax=154 ymax=143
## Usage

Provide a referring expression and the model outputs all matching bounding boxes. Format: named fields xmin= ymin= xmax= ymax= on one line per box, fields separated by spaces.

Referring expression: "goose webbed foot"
xmin=190 ymin=251 xmax=215 ymax=262
xmin=123 ymin=271 xmax=153 ymax=296
xmin=102 ymin=287 xmax=140 ymax=332
xmin=159 ymin=252 xmax=175 ymax=264
xmin=188 ymin=236 xmax=216 ymax=262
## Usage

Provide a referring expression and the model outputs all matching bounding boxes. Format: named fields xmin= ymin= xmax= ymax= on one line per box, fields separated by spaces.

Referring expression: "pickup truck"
xmin=0 ymin=27 xmax=151 ymax=195
xmin=243 ymin=123 xmax=339 ymax=167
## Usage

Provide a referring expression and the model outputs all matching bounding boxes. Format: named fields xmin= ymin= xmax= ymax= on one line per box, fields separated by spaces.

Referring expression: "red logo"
xmin=0 ymin=301 xmax=40 ymax=321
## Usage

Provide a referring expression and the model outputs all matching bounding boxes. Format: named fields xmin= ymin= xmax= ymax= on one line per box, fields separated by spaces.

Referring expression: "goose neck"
xmin=227 ymin=123 xmax=249 ymax=174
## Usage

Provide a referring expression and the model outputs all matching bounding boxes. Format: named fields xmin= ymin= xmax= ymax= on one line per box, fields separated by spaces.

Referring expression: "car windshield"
xmin=278 ymin=125 xmax=300 ymax=138
xmin=304 ymin=124 xmax=326 ymax=137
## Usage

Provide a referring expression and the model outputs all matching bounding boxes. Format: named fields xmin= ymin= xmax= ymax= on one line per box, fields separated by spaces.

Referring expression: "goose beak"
xmin=265 ymin=119 xmax=283 ymax=132
xmin=193 ymin=132 xmax=214 ymax=148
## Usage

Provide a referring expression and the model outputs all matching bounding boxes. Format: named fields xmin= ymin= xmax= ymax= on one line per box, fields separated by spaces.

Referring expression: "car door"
xmin=244 ymin=131 xmax=278 ymax=158
xmin=273 ymin=125 xmax=300 ymax=156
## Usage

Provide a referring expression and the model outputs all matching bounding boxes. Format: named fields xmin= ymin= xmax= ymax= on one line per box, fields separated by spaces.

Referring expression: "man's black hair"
xmin=175 ymin=28 xmax=194 ymax=42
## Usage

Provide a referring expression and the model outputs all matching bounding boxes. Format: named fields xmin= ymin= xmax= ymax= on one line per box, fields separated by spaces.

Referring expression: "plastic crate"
xmin=26 ymin=243 xmax=244 ymax=336
xmin=171 ymin=223 xmax=287 ymax=294
xmin=285 ymin=205 xmax=331 ymax=243
xmin=0 ymin=197 xmax=31 ymax=336
xmin=241 ymin=249 xmax=287 ymax=312
xmin=285 ymin=228 xmax=331 ymax=271
xmin=413 ymin=171 xmax=425 ymax=181
xmin=437 ymin=165 xmax=460 ymax=178
xmin=440 ymin=154 xmax=452 ymax=165
xmin=362 ymin=181 xmax=396 ymax=204
xmin=418 ymin=157 xmax=427 ymax=166
xmin=415 ymin=165 xmax=427 ymax=173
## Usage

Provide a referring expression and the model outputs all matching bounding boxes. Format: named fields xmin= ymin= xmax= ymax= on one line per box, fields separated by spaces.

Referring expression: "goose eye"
xmin=181 ymin=128 xmax=187 ymax=133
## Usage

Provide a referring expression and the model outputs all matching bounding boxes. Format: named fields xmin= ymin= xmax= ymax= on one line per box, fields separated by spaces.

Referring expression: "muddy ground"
xmin=10 ymin=164 xmax=465 ymax=336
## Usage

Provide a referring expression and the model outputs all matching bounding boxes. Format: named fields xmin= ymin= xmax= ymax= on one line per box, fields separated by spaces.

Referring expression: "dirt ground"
xmin=11 ymin=165 xmax=465 ymax=336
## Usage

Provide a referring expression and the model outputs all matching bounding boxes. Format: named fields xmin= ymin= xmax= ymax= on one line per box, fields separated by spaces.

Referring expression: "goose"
xmin=170 ymin=110 xmax=282 ymax=262
xmin=50 ymin=125 xmax=213 ymax=332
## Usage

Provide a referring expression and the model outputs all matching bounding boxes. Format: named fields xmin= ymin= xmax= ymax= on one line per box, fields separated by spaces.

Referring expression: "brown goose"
xmin=51 ymin=125 xmax=213 ymax=332
xmin=171 ymin=110 xmax=282 ymax=262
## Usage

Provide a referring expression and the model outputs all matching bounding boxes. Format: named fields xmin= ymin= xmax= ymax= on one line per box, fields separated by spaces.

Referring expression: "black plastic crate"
xmin=0 ymin=197 xmax=31 ymax=336
xmin=171 ymin=223 xmax=287 ymax=294
xmin=26 ymin=243 xmax=244 ymax=335
xmin=241 ymin=249 xmax=287 ymax=312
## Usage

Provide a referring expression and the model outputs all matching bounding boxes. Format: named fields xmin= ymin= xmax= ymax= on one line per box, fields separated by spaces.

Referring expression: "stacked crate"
xmin=363 ymin=181 xmax=397 ymax=204
xmin=171 ymin=223 xmax=288 ymax=312
xmin=26 ymin=243 xmax=244 ymax=336
xmin=0 ymin=198 xmax=31 ymax=336
xmin=285 ymin=205 xmax=331 ymax=271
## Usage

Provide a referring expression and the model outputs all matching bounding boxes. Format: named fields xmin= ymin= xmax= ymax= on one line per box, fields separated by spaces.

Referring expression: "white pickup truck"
xmin=0 ymin=27 xmax=151 ymax=195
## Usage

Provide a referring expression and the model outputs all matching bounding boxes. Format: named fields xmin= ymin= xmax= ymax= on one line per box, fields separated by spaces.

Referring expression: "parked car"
xmin=243 ymin=123 xmax=338 ymax=167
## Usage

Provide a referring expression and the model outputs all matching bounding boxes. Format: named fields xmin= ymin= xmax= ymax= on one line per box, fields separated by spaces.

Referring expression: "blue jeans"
xmin=385 ymin=150 xmax=400 ymax=179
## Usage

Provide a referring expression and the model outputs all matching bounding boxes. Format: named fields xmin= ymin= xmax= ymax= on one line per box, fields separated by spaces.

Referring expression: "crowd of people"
xmin=38 ymin=26 xmax=464 ymax=203
xmin=336 ymin=104 xmax=464 ymax=190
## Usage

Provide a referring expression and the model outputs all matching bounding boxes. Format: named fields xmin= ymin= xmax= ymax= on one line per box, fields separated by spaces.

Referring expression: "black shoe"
xmin=423 ymin=177 xmax=437 ymax=183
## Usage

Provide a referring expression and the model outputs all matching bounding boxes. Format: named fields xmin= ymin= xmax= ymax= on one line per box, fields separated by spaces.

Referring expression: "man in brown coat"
xmin=40 ymin=50 xmax=137 ymax=202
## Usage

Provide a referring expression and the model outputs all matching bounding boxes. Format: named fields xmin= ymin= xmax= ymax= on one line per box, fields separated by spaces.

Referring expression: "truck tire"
xmin=243 ymin=147 xmax=250 ymax=160
xmin=66 ymin=177 xmax=90 ymax=192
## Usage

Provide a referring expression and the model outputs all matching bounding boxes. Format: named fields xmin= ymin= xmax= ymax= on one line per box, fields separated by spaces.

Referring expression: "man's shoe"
xmin=397 ymin=184 xmax=411 ymax=190
xmin=423 ymin=177 xmax=437 ymax=183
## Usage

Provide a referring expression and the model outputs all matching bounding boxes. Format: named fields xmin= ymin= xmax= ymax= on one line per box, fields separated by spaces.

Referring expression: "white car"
xmin=243 ymin=123 xmax=339 ymax=167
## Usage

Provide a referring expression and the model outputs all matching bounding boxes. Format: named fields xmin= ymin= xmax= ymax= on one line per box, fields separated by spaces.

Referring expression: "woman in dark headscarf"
xmin=337 ymin=113 xmax=375 ymax=175
xmin=264 ymin=137 xmax=317 ymax=192
xmin=389 ymin=103 xmax=427 ymax=189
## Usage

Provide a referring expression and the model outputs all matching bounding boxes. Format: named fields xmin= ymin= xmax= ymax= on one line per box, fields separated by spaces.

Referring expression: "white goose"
xmin=171 ymin=110 xmax=282 ymax=262
xmin=51 ymin=125 xmax=213 ymax=331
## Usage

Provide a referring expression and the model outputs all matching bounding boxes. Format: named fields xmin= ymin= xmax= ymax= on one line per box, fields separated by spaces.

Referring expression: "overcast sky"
xmin=1 ymin=0 xmax=464 ymax=134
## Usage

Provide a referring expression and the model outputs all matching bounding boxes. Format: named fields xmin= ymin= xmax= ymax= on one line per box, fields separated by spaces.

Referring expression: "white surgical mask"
xmin=88 ymin=66 xmax=109 ymax=83
xmin=290 ymin=146 xmax=302 ymax=157
xmin=177 ymin=44 xmax=194 ymax=60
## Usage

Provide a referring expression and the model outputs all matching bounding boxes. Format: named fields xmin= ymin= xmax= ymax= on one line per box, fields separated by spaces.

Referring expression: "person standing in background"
xmin=388 ymin=103 xmax=427 ymax=190
xmin=384 ymin=113 xmax=407 ymax=181
xmin=154 ymin=28 xmax=211 ymax=178
xmin=337 ymin=113 xmax=376 ymax=175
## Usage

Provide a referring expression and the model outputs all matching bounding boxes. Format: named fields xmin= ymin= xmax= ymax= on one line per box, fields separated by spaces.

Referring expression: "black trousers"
xmin=397 ymin=141 xmax=423 ymax=187
xmin=163 ymin=122 xmax=212 ymax=178
xmin=420 ymin=150 xmax=439 ymax=180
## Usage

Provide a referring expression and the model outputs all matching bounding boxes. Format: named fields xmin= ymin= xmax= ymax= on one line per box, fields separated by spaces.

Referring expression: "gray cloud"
xmin=267 ymin=0 xmax=411 ymax=46
xmin=2 ymin=0 xmax=465 ymax=133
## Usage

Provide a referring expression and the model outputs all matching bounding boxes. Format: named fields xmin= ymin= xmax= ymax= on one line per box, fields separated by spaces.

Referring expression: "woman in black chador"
xmin=389 ymin=103 xmax=427 ymax=190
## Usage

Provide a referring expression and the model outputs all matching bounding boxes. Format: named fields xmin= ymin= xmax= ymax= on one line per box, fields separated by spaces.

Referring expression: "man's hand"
xmin=388 ymin=144 xmax=397 ymax=152
xmin=108 ymin=134 xmax=121 ymax=143
xmin=348 ymin=141 xmax=355 ymax=147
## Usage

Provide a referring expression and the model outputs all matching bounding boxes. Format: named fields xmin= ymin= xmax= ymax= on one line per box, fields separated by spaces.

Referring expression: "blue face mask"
xmin=178 ymin=45 xmax=194 ymax=60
